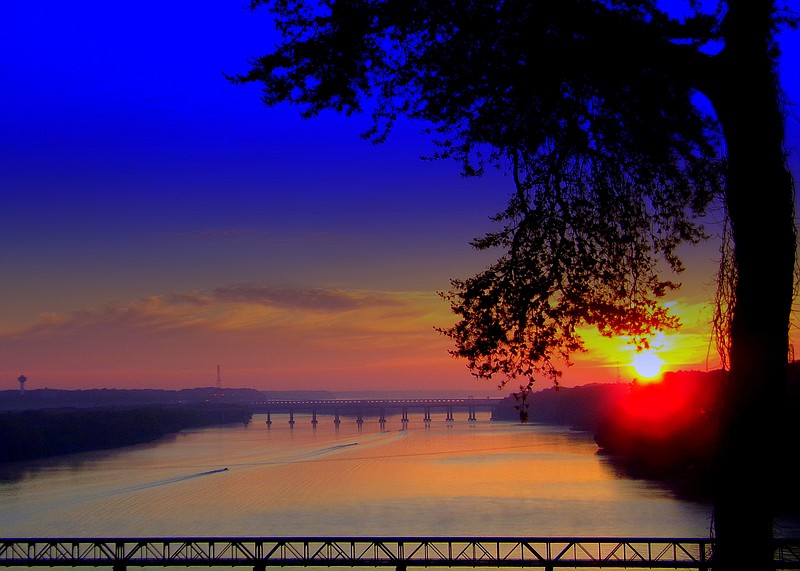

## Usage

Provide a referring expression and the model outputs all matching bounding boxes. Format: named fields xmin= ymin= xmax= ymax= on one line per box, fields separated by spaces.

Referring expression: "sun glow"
xmin=632 ymin=351 xmax=664 ymax=381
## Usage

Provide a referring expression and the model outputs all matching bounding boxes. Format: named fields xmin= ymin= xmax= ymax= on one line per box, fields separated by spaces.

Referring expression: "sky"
xmin=2 ymin=1 xmax=799 ymax=395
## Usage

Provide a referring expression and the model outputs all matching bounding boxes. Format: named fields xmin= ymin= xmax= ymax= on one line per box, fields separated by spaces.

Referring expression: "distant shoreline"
xmin=0 ymin=386 xmax=499 ymax=412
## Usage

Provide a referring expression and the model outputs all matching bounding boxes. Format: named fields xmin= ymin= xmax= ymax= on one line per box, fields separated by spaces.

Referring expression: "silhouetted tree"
xmin=229 ymin=2 xmax=797 ymax=569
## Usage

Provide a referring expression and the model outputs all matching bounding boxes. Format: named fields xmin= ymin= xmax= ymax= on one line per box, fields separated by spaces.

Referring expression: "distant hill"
xmin=0 ymin=387 xmax=336 ymax=412
xmin=0 ymin=387 xmax=492 ymax=412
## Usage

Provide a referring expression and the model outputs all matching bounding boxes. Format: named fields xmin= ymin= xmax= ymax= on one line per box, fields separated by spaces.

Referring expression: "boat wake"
xmin=108 ymin=467 xmax=230 ymax=496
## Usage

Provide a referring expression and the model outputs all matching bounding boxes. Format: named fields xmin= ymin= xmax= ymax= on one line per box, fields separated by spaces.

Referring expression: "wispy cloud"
xmin=7 ymin=285 xmax=439 ymax=336
xmin=212 ymin=284 xmax=403 ymax=311
xmin=0 ymin=284 xmax=459 ymax=390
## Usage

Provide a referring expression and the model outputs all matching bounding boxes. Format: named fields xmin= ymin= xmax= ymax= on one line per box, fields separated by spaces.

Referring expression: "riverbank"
xmin=0 ymin=404 xmax=252 ymax=464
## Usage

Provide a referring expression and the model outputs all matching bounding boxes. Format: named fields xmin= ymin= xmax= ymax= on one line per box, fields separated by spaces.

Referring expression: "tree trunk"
xmin=706 ymin=2 xmax=796 ymax=569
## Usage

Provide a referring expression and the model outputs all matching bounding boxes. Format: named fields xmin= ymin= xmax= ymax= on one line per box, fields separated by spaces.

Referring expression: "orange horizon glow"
xmin=2 ymin=288 xmax=772 ymax=393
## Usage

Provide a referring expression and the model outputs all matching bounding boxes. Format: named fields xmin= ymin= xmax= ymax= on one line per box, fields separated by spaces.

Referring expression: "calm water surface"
xmin=1 ymin=414 xmax=714 ymax=538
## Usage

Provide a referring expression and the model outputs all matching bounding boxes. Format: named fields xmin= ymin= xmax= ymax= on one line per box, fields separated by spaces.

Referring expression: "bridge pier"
xmin=251 ymin=397 xmax=504 ymax=431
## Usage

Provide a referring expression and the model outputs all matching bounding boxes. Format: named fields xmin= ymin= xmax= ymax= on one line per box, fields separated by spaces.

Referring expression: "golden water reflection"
xmin=0 ymin=415 xmax=713 ymax=538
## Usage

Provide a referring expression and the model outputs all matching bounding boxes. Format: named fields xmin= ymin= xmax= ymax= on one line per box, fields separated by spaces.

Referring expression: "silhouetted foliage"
xmin=230 ymin=2 xmax=797 ymax=569
xmin=228 ymin=0 xmax=727 ymax=385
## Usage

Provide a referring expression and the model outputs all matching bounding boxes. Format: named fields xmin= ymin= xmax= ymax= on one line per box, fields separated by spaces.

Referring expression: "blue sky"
xmin=1 ymin=1 xmax=798 ymax=393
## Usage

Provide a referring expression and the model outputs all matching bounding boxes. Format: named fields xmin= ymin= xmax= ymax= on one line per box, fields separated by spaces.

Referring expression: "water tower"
xmin=17 ymin=374 xmax=26 ymax=395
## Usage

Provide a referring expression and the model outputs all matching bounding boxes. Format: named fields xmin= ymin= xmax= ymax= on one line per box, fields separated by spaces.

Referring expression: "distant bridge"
xmin=248 ymin=397 xmax=507 ymax=427
xmin=2 ymin=536 xmax=799 ymax=570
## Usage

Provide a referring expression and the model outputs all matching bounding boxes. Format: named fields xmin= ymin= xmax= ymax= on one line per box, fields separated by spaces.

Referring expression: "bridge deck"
xmin=2 ymin=536 xmax=800 ymax=569
xmin=249 ymin=398 xmax=502 ymax=411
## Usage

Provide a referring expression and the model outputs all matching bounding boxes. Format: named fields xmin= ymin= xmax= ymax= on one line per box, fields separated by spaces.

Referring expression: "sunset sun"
xmin=632 ymin=351 xmax=664 ymax=381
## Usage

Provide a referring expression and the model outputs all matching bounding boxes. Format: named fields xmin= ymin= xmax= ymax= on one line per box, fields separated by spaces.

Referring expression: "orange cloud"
xmin=0 ymin=285 xmax=471 ymax=392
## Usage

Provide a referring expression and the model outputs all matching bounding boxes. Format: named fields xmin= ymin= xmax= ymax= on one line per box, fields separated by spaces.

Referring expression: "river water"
xmin=0 ymin=412 xmax=722 ymax=540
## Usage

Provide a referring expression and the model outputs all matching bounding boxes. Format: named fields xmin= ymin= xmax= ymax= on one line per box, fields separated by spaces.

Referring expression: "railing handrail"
xmin=2 ymin=536 xmax=799 ymax=569
xmin=250 ymin=397 xmax=504 ymax=405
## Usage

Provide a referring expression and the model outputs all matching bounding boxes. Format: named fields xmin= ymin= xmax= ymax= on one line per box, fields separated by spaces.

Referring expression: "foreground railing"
xmin=2 ymin=536 xmax=800 ymax=570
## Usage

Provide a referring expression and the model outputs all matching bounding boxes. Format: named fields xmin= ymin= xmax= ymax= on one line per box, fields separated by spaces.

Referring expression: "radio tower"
xmin=216 ymin=365 xmax=221 ymax=390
